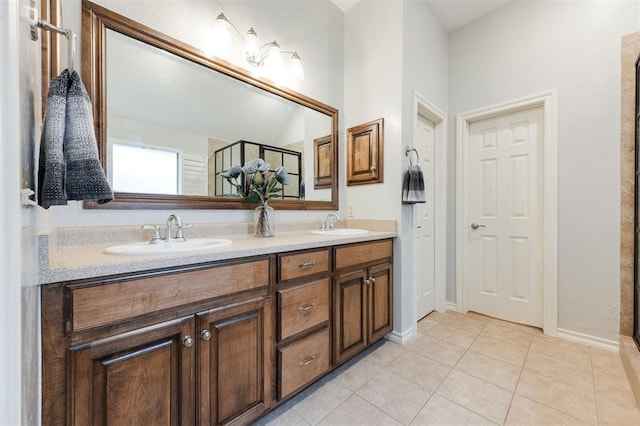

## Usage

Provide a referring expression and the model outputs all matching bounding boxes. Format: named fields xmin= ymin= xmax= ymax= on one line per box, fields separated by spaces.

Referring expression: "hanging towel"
xmin=38 ymin=70 xmax=70 ymax=208
xmin=64 ymin=70 xmax=113 ymax=204
xmin=402 ymin=164 xmax=426 ymax=204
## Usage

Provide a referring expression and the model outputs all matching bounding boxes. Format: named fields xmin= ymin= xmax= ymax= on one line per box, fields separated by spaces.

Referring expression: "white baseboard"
xmin=386 ymin=326 xmax=417 ymax=345
xmin=556 ymin=328 xmax=620 ymax=353
xmin=445 ymin=301 xmax=459 ymax=312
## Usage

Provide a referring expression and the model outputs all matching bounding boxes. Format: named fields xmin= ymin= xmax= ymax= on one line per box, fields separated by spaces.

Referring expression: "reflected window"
xmin=112 ymin=143 xmax=179 ymax=194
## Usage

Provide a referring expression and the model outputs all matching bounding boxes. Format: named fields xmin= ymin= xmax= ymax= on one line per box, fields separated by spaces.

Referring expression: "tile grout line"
xmin=404 ymin=316 xmax=449 ymax=426
xmin=589 ymin=348 xmax=601 ymax=426
xmin=423 ymin=316 xmax=503 ymax=426
xmin=500 ymin=329 xmax=534 ymax=425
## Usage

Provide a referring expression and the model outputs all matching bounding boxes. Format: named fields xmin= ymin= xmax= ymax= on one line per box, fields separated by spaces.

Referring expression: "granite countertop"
xmin=38 ymin=219 xmax=396 ymax=285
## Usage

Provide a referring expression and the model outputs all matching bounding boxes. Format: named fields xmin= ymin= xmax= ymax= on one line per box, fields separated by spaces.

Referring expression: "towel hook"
xmin=29 ymin=2 xmax=76 ymax=73
xmin=405 ymin=147 xmax=419 ymax=166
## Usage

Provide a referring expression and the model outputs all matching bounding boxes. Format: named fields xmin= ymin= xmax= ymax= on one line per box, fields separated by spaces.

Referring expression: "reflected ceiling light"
xmin=214 ymin=12 xmax=305 ymax=81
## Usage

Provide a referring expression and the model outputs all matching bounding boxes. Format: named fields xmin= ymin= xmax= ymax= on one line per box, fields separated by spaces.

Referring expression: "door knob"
xmin=470 ymin=223 xmax=486 ymax=230
xmin=183 ymin=335 xmax=193 ymax=348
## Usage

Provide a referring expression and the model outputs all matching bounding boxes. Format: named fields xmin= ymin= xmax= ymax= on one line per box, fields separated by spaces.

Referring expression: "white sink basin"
xmin=104 ymin=238 xmax=233 ymax=256
xmin=310 ymin=228 xmax=369 ymax=236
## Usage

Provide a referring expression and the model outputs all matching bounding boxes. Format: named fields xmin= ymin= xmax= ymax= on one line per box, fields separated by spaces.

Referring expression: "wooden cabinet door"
xmin=346 ymin=118 xmax=384 ymax=186
xmin=68 ymin=316 xmax=195 ymax=426
xmin=197 ymin=298 xmax=272 ymax=426
xmin=367 ymin=262 xmax=394 ymax=343
xmin=333 ymin=270 xmax=368 ymax=365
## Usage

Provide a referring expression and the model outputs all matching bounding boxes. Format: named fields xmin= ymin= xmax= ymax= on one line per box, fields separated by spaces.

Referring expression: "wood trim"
xmin=40 ymin=0 xmax=61 ymax=117
xmin=42 ymin=283 xmax=67 ymax=426
xmin=81 ymin=0 xmax=339 ymax=211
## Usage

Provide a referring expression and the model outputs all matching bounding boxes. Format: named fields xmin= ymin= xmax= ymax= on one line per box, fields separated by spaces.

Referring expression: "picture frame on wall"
xmin=346 ymin=118 xmax=384 ymax=186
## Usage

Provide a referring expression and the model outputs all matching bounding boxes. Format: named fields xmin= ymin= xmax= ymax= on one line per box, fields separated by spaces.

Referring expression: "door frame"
xmin=412 ymin=91 xmax=447 ymax=317
xmin=455 ymin=90 xmax=558 ymax=336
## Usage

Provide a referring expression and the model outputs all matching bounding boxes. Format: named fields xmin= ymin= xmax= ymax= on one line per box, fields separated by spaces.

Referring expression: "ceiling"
xmin=331 ymin=0 xmax=514 ymax=32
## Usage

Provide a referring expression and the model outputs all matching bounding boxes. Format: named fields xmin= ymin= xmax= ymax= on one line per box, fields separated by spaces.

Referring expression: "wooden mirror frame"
xmin=41 ymin=0 xmax=62 ymax=116
xmin=81 ymin=0 xmax=339 ymax=210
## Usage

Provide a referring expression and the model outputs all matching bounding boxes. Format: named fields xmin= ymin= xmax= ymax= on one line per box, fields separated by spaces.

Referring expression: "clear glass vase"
xmin=254 ymin=202 xmax=275 ymax=237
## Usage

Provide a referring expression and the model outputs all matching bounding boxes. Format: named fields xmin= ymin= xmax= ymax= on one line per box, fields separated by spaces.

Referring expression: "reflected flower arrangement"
xmin=220 ymin=158 xmax=290 ymax=204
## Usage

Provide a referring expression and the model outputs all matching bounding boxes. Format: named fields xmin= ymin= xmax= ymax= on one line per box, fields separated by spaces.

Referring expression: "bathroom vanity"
xmin=39 ymin=225 xmax=395 ymax=425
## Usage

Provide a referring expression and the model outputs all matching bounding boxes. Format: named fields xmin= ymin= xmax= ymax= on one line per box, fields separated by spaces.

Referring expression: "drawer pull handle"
xmin=298 ymin=355 xmax=317 ymax=367
xmin=298 ymin=303 xmax=315 ymax=313
xmin=298 ymin=260 xmax=317 ymax=268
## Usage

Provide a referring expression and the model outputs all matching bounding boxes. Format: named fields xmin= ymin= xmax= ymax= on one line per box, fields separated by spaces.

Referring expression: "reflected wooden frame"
xmin=313 ymin=135 xmax=333 ymax=189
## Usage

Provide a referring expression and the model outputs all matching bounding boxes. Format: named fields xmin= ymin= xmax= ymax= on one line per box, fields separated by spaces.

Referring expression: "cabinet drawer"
xmin=278 ymin=328 xmax=330 ymax=399
xmin=334 ymin=239 xmax=393 ymax=270
xmin=278 ymin=249 xmax=329 ymax=281
xmin=278 ymin=279 xmax=329 ymax=341
xmin=66 ymin=259 xmax=270 ymax=332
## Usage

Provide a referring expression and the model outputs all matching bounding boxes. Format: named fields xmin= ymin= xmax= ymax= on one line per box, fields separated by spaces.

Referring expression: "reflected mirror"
xmin=82 ymin=0 xmax=338 ymax=210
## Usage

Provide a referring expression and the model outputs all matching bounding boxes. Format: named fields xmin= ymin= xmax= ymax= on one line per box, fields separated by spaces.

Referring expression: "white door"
xmin=466 ymin=107 xmax=543 ymax=327
xmin=415 ymin=114 xmax=435 ymax=319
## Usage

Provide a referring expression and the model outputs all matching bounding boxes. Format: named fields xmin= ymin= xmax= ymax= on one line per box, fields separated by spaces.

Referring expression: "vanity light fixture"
xmin=214 ymin=12 xmax=305 ymax=81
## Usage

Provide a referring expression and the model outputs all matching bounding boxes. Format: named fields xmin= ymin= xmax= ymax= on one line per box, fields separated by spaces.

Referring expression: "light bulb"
xmin=289 ymin=52 xmax=305 ymax=81
xmin=263 ymin=41 xmax=285 ymax=83
xmin=211 ymin=13 xmax=232 ymax=58
xmin=244 ymin=28 xmax=260 ymax=65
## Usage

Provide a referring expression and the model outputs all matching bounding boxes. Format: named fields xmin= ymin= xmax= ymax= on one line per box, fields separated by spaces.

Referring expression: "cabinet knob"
xmin=298 ymin=354 xmax=317 ymax=367
xmin=370 ymin=277 xmax=376 ymax=284
xmin=364 ymin=278 xmax=371 ymax=285
xmin=201 ymin=329 xmax=212 ymax=341
xmin=183 ymin=335 xmax=193 ymax=348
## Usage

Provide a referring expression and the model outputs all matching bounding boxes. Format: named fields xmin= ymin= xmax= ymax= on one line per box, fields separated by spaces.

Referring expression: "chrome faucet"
xmin=165 ymin=214 xmax=184 ymax=242
xmin=142 ymin=214 xmax=191 ymax=244
xmin=321 ymin=213 xmax=340 ymax=231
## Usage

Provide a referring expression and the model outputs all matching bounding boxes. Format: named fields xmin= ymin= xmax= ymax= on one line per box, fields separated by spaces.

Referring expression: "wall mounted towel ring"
xmin=29 ymin=1 xmax=76 ymax=72
xmin=405 ymin=147 xmax=419 ymax=166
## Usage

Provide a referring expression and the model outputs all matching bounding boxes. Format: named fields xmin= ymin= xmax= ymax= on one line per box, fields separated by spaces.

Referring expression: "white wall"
xmin=1 ymin=0 xmax=41 ymax=424
xmin=345 ymin=0 xmax=449 ymax=338
xmin=344 ymin=1 xmax=403 ymax=222
xmin=448 ymin=0 xmax=638 ymax=341
xmin=0 ymin=1 xmax=22 ymax=423
xmin=43 ymin=0 xmax=344 ymax=229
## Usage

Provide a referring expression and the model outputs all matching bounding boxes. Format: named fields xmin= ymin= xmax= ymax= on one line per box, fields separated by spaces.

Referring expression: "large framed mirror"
xmin=81 ymin=0 xmax=338 ymax=210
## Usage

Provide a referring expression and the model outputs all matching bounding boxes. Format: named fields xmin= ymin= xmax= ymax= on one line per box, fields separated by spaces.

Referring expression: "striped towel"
xmin=38 ymin=70 xmax=70 ymax=208
xmin=402 ymin=164 xmax=426 ymax=204
xmin=37 ymin=70 xmax=113 ymax=208
xmin=64 ymin=70 xmax=113 ymax=204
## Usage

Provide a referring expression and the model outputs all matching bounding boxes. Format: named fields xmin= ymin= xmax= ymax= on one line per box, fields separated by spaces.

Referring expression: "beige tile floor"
xmin=256 ymin=311 xmax=640 ymax=425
